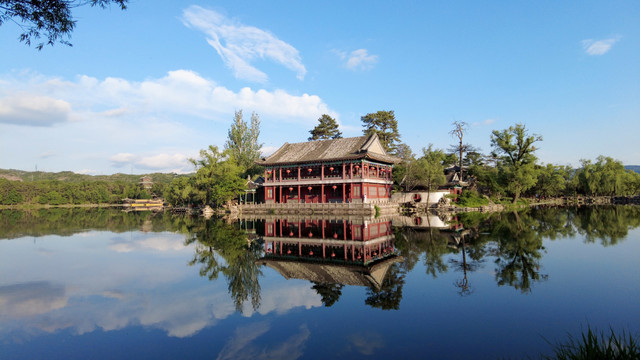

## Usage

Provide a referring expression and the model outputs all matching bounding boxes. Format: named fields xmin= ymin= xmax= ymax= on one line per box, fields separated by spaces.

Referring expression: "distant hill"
xmin=626 ymin=165 xmax=640 ymax=174
xmin=0 ymin=169 xmax=188 ymax=184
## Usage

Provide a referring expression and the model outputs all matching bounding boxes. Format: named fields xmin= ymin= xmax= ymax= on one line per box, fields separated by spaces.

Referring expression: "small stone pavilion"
xmin=255 ymin=134 xmax=401 ymax=204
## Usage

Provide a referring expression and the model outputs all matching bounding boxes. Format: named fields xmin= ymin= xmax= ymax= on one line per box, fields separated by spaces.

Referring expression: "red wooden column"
xmin=279 ymin=185 xmax=282 ymax=203
xmin=342 ymin=162 xmax=346 ymax=179
xmin=297 ymin=185 xmax=301 ymax=203
xmin=342 ymin=184 xmax=346 ymax=203
xmin=321 ymin=165 xmax=324 ymax=180
xmin=321 ymin=219 xmax=325 ymax=239
xmin=343 ymin=221 xmax=347 ymax=241
xmin=297 ymin=166 xmax=301 ymax=181
xmin=321 ymin=184 xmax=325 ymax=203
xmin=350 ymin=162 xmax=353 ymax=179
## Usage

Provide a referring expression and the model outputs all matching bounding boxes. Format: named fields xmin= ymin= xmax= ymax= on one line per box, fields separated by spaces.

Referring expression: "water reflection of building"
xmin=255 ymin=217 xmax=402 ymax=290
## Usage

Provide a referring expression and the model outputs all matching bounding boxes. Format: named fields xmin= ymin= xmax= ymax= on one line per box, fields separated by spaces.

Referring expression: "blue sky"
xmin=1 ymin=1 xmax=638 ymax=174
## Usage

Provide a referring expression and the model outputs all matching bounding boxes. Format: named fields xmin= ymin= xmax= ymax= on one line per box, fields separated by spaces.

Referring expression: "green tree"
xmin=0 ymin=0 xmax=127 ymax=50
xmin=361 ymin=110 xmax=401 ymax=154
xmin=490 ymin=123 xmax=542 ymax=203
xmin=190 ymin=146 xmax=246 ymax=207
xmin=164 ymin=176 xmax=198 ymax=206
xmin=224 ymin=110 xmax=263 ymax=176
xmin=533 ymin=164 xmax=568 ymax=198
xmin=402 ymin=145 xmax=446 ymax=202
xmin=308 ymin=114 xmax=342 ymax=141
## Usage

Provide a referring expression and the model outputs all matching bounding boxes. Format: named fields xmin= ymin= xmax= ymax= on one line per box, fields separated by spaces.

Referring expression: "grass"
xmin=543 ymin=327 xmax=640 ymax=360
xmin=454 ymin=190 xmax=490 ymax=207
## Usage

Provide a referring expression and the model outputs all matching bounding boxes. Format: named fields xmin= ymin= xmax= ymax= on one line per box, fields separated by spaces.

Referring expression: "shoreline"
xmin=2 ymin=195 xmax=638 ymax=214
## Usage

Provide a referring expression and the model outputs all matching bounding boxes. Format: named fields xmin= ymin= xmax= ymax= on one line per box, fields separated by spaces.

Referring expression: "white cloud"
xmin=182 ymin=6 xmax=306 ymax=83
xmin=1 ymin=70 xmax=331 ymax=126
xmin=110 ymin=153 xmax=137 ymax=164
xmin=109 ymin=152 xmax=193 ymax=173
xmin=334 ymin=49 xmax=378 ymax=70
xmin=260 ymin=146 xmax=278 ymax=157
xmin=581 ymin=37 xmax=620 ymax=56
xmin=0 ymin=94 xmax=72 ymax=126
xmin=0 ymin=70 xmax=336 ymax=173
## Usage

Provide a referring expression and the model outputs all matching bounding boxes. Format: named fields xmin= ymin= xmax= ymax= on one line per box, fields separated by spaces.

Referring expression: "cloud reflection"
xmin=217 ymin=322 xmax=310 ymax=360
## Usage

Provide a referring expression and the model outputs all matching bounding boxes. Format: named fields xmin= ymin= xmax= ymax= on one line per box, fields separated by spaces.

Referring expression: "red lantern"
xmin=286 ymin=169 xmax=291 ymax=174
xmin=308 ymin=232 xmax=313 ymax=237
xmin=331 ymin=252 xmax=336 ymax=258
xmin=308 ymin=186 xmax=312 ymax=191
xmin=329 ymin=167 xmax=334 ymax=171
xmin=267 ymin=170 xmax=272 ymax=174
xmin=355 ymin=165 xmax=360 ymax=169
xmin=289 ymin=187 xmax=293 ymax=191
xmin=309 ymin=251 xmax=314 ymax=255
xmin=333 ymin=233 xmax=338 ymax=239
xmin=289 ymin=231 xmax=294 ymax=236
xmin=287 ymin=249 xmax=291 ymax=254
xmin=308 ymin=168 xmax=312 ymax=173
xmin=332 ymin=185 xmax=337 ymax=190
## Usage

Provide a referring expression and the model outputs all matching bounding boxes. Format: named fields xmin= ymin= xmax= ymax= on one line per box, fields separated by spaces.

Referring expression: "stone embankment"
xmin=237 ymin=202 xmax=399 ymax=217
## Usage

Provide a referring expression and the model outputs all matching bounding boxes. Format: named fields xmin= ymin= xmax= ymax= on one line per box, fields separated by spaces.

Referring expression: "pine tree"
xmin=308 ymin=114 xmax=342 ymax=141
xmin=361 ymin=110 xmax=401 ymax=154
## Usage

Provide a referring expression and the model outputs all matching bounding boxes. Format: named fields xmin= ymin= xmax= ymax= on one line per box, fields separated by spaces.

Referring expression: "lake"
xmin=1 ymin=206 xmax=639 ymax=359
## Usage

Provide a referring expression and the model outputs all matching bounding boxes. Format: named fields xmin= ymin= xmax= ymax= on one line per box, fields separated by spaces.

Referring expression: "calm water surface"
xmin=1 ymin=206 xmax=639 ymax=359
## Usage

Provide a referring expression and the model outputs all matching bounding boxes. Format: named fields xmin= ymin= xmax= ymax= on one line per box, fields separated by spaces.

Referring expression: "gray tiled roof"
xmin=257 ymin=134 xmax=401 ymax=166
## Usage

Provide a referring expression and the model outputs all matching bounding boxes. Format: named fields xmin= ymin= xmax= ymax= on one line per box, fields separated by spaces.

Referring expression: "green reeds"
xmin=544 ymin=327 xmax=640 ymax=360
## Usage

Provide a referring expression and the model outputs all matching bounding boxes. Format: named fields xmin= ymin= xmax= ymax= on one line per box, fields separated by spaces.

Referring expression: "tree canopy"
xmin=361 ymin=110 xmax=401 ymax=154
xmin=0 ymin=0 xmax=127 ymax=49
xmin=308 ymin=114 xmax=342 ymax=141
xmin=490 ymin=123 xmax=542 ymax=203
xmin=224 ymin=110 xmax=262 ymax=176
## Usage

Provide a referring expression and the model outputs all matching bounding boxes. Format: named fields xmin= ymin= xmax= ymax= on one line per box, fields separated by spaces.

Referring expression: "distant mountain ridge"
xmin=626 ymin=165 xmax=640 ymax=174
xmin=0 ymin=169 xmax=187 ymax=184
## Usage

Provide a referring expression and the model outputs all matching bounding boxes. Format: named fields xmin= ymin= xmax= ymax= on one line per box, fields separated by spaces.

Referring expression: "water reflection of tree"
xmin=394 ymin=226 xmax=450 ymax=278
xmin=574 ymin=206 xmax=640 ymax=246
xmin=364 ymin=262 xmax=406 ymax=310
xmin=311 ymin=282 xmax=344 ymax=307
xmin=449 ymin=235 xmax=484 ymax=296
xmin=185 ymin=219 xmax=263 ymax=312
xmin=491 ymin=211 xmax=548 ymax=293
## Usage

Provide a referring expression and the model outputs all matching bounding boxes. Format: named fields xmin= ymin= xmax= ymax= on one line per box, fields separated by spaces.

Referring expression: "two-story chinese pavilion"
xmin=255 ymin=134 xmax=401 ymax=204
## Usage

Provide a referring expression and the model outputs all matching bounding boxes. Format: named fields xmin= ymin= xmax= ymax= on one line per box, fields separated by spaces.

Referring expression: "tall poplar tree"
xmin=308 ymin=114 xmax=342 ymax=140
xmin=225 ymin=110 xmax=263 ymax=175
